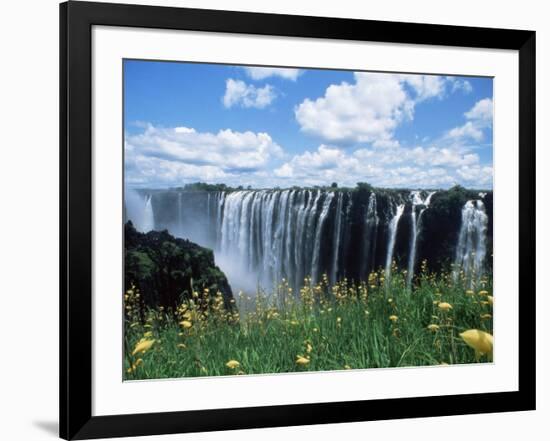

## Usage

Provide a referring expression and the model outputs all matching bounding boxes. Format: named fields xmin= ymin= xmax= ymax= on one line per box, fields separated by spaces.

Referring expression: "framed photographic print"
xmin=60 ymin=1 xmax=536 ymax=439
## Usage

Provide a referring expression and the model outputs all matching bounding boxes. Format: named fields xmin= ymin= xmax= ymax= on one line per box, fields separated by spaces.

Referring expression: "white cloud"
xmin=126 ymin=125 xmax=492 ymax=188
xmin=174 ymin=126 xmax=195 ymax=134
xmin=294 ymin=72 xmax=465 ymax=145
xmin=222 ymin=79 xmax=276 ymax=109
xmin=125 ymin=124 xmax=284 ymax=186
xmin=400 ymin=74 xmax=446 ymax=101
xmin=444 ymin=98 xmax=493 ymax=143
xmin=450 ymin=78 xmax=473 ymax=94
xmin=456 ymin=165 xmax=493 ymax=186
xmin=465 ymin=97 xmax=493 ymax=123
xmin=243 ymin=67 xmax=302 ymax=81
xmin=446 ymin=121 xmax=484 ymax=142
xmin=295 ymin=73 xmax=413 ymax=144
xmin=272 ymin=142 xmax=490 ymax=189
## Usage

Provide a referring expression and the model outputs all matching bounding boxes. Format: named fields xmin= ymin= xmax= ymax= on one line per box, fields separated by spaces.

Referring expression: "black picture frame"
xmin=60 ymin=1 xmax=536 ymax=439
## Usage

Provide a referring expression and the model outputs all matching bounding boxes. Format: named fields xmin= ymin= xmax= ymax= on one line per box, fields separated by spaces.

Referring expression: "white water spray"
xmin=385 ymin=203 xmax=405 ymax=279
xmin=453 ymin=200 xmax=489 ymax=286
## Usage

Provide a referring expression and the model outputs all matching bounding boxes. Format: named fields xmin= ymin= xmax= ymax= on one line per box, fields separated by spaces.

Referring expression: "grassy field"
xmin=124 ymin=261 xmax=493 ymax=379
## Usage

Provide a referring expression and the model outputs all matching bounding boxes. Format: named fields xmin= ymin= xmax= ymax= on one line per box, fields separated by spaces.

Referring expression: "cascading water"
xmin=125 ymin=187 xmax=491 ymax=296
xmin=125 ymin=189 xmax=155 ymax=232
xmin=360 ymin=192 xmax=379 ymax=280
xmin=453 ymin=199 xmax=489 ymax=286
xmin=215 ymin=189 xmax=339 ymax=293
xmin=406 ymin=191 xmax=436 ymax=287
xmin=385 ymin=203 xmax=405 ymax=280
xmin=311 ymin=192 xmax=335 ymax=284
xmin=330 ymin=193 xmax=344 ymax=285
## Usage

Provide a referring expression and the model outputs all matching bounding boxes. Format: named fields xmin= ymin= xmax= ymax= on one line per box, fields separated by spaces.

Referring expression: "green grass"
xmin=124 ymin=263 xmax=493 ymax=380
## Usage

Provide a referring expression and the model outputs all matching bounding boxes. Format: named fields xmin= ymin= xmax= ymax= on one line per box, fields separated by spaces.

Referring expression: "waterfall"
xmin=177 ymin=192 xmax=183 ymax=236
xmin=283 ymin=190 xmax=297 ymax=287
xmin=206 ymin=193 xmax=211 ymax=225
xmin=211 ymin=189 xmax=340 ymax=293
xmin=385 ymin=203 xmax=405 ymax=279
xmin=341 ymin=194 xmax=353 ymax=281
xmin=361 ymin=192 xmax=379 ymax=279
xmin=453 ymin=200 xmax=489 ymax=286
xmin=294 ymin=190 xmax=313 ymax=291
xmin=330 ymin=193 xmax=344 ymax=285
xmin=406 ymin=191 xmax=436 ymax=287
xmin=142 ymin=195 xmax=155 ymax=232
xmin=311 ymin=192 xmax=335 ymax=284
xmin=216 ymin=192 xmax=225 ymax=248
xmin=125 ymin=189 xmax=155 ymax=232
xmin=125 ymin=187 xmax=492 ymax=296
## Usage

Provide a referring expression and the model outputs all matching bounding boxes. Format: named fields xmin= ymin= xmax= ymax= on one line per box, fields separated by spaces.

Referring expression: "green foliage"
xmin=124 ymin=221 xmax=233 ymax=310
xmin=124 ymin=266 xmax=493 ymax=379
xmin=355 ymin=182 xmax=374 ymax=192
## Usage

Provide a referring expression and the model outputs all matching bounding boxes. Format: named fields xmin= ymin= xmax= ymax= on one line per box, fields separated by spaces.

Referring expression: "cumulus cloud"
xmin=222 ymin=79 xmax=276 ymax=109
xmin=400 ymin=74 xmax=447 ymax=101
xmin=465 ymin=97 xmax=493 ymax=123
xmin=294 ymin=72 xmax=470 ymax=145
xmin=243 ymin=67 xmax=302 ymax=81
xmin=125 ymin=124 xmax=284 ymax=186
xmin=295 ymin=73 xmax=412 ymax=144
xmin=446 ymin=122 xmax=484 ymax=142
xmin=444 ymin=98 xmax=493 ymax=143
xmin=272 ymin=142 xmax=490 ymax=189
xmin=450 ymin=78 xmax=473 ymax=94
xmin=456 ymin=164 xmax=493 ymax=187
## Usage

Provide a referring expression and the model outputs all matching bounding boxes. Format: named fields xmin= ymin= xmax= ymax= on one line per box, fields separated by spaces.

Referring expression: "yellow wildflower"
xmin=180 ymin=320 xmax=192 ymax=329
xmin=438 ymin=302 xmax=453 ymax=312
xmin=126 ymin=358 xmax=143 ymax=373
xmin=131 ymin=339 xmax=154 ymax=356
xmin=488 ymin=295 xmax=494 ymax=305
xmin=143 ymin=331 xmax=153 ymax=338
xmin=306 ymin=343 xmax=313 ymax=353
xmin=344 ymin=365 xmax=352 ymax=370
xmin=478 ymin=290 xmax=489 ymax=296
xmin=226 ymin=360 xmax=240 ymax=369
xmin=427 ymin=324 xmax=440 ymax=332
xmin=459 ymin=329 xmax=493 ymax=358
xmin=389 ymin=315 xmax=398 ymax=323
xmin=296 ymin=355 xmax=310 ymax=365
xmin=480 ymin=313 xmax=492 ymax=320
xmin=177 ymin=343 xmax=186 ymax=349
xmin=465 ymin=290 xmax=475 ymax=296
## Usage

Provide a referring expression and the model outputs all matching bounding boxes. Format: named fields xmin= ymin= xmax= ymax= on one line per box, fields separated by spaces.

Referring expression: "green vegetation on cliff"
xmin=125 ymin=221 xmax=233 ymax=312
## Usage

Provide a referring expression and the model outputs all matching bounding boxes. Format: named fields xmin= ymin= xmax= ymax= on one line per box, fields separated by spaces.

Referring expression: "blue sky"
xmin=124 ymin=60 xmax=493 ymax=189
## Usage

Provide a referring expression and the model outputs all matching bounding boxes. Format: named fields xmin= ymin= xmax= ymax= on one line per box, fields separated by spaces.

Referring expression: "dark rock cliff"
xmin=125 ymin=221 xmax=233 ymax=310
